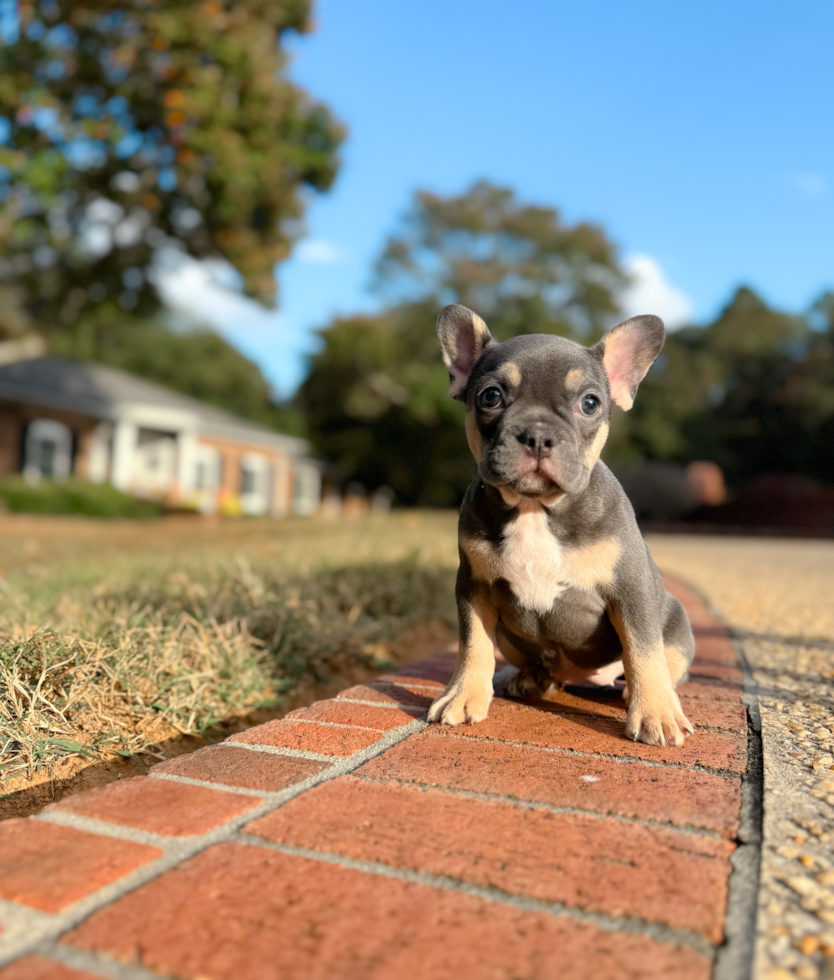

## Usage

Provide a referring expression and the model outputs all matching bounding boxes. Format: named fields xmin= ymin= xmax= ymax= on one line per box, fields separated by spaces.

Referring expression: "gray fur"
xmin=432 ymin=305 xmax=696 ymax=747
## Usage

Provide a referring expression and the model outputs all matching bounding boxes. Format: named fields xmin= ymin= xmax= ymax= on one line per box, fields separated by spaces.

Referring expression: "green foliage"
xmin=376 ymin=181 xmax=625 ymax=341
xmin=613 ymin=287 xmax=834 ymax=486
xmin=0 ymin=0 xmax=343 ymax=335
xmin=0 ymin=475 xmax=163 ymax=517
xmin=301 ymin=180 xmax=834 ymax=501
xmin=299 ymin=183 xmax=625 ymax=506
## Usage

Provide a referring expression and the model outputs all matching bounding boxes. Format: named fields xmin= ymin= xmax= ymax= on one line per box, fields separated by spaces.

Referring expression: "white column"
xmin=291 ymin=461 xmax=322 ymax=516
xmin=176 ymin=430 xmax=198 ymax=502
xmin=87 ymin=423 xmax=112 ymax=484
xmin=111 ymin=420 xmax=137 ymax=491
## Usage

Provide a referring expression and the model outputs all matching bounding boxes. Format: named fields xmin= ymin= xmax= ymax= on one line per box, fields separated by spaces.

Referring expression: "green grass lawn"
xmin=0 ymin=512 xmax=458 ymax=785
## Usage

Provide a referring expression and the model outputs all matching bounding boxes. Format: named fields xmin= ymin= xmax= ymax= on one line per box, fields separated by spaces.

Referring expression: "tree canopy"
xmin=298 ymin=182 xmax=626 ymax=506
xmin=375 ymin=181 xmax=625 ymax=340
xmin=299 ymin=183 xmax=834 ymax=506
xmin=0 ymin=0 xmax=343 ymax=338
xmin=620 ymin=286 xmax=834 ymax=487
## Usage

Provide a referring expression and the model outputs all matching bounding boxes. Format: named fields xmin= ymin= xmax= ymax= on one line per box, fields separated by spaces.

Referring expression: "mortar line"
xmin=278 ymin=717 xmax=392 ymax=733
xmin=333 ymin=697 xmax=426 ymax=712
xmin=350 ymin=772 xmax=727 ymax=840
xmin=375 ymin=681 xmax=444 ymax=692
xmin=655 ymin=573 xmax=765 ymax=980
xmin=232 ymin=833 xmax=716 ymax=959
xmin=227 ymin=742 xmax=341 ymax=762
xmin=147 ymin=771 xmax=272 ymax=797
xmin=36 ymin=940 xmax=174 ymax=980
xmin=33 ymin=810 xmax=180 ymax=850
xmin=710 ymin=629 xmax=764 ymax=980
xmin=432 ymin=730 xmax=744 ymax=777
xmin=0 ymin=719 xmax=427 ymax=969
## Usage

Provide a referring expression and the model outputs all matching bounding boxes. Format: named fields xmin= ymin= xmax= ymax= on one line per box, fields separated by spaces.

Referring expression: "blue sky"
xmin=161 ymin=0 xmax=834 ymax=396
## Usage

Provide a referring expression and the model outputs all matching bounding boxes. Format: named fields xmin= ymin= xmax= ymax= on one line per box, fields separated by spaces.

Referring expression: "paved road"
xmin=648 ymin=535 xmax=834 ymax=980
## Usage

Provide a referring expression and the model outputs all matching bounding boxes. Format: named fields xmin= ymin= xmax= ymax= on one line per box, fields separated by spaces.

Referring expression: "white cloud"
xmin=787 ymin=171 xmax=827 ymax=200
xmin=620 ymin=253 xmax=693 ymax=330
xmin=294 ymin=238 xmax=343 ymax=264
xmin=151 ymin=250 xmax=317 ymax=396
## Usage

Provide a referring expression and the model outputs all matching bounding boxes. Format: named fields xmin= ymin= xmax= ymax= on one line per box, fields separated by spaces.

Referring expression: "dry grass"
xmin=0 ymin=511 xmax=459 ymax=784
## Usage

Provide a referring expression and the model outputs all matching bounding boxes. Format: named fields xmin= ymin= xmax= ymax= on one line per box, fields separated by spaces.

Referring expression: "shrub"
xmin=0 ymin=477 xmax=164 ymax=518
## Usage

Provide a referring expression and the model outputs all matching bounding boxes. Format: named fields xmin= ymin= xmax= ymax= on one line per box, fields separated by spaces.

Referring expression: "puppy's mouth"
xmin=497 ymin=458 xmax=563 ymax=498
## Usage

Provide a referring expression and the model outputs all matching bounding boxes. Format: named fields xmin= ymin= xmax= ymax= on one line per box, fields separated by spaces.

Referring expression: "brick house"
xmin=0 ymin=357 xmax=322 ymax=517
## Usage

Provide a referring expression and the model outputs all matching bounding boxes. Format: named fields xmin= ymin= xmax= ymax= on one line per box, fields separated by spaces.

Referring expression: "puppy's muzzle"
xmin=516 ymin=423 xmax=556 ymax=462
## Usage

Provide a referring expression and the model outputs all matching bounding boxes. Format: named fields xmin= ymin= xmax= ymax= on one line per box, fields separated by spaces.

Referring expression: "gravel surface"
xmin=647 ymin=535 xmax=834 ymax=980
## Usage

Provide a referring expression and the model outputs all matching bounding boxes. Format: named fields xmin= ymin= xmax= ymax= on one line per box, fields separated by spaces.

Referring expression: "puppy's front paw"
xmin=625 ymin=694 xmax=693 ymax=747
xmin=427 ymin=677 xmax=493 ymax=726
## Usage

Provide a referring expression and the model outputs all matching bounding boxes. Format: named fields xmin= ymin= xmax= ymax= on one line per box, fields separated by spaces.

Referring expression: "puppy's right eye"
xmin=478 ymin=387 xmax=503 ymax=409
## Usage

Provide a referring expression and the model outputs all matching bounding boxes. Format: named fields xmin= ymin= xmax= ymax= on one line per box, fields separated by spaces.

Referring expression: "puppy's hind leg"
xmin=494 ymin=624 xmax=553 ymax=700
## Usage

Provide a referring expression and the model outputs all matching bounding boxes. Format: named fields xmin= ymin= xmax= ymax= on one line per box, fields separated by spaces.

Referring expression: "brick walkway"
xmin=0 ymin=577 xmax=755 ymax=980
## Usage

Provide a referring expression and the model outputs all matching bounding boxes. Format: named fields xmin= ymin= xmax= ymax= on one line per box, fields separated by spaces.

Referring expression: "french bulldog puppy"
xmin=427 ymin=305 xmax=695 ymax=747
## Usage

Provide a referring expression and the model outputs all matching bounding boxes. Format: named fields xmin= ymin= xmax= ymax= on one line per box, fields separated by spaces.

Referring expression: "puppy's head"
xmin=437 ymin=304 xmax=664 ymax=501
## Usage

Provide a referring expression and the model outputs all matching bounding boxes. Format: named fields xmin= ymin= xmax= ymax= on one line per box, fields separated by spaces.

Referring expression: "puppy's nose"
xmin=517 ymin=425 xmax=555 ymax=459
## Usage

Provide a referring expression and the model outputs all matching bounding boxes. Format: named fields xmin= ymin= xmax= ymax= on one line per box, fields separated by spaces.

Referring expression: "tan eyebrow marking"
xmin=565 ymin=368 xmax=587 ymax=389
xmin=501 ymin=363 xmax=522 ymax=387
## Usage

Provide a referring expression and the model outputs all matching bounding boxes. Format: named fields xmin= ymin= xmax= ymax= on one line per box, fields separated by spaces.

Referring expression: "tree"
xmin=0 ymin=0 xmax=343 ymax=337
xmin=376 ymin=181 xmax=625 ymax=341
xmin=298 ymin=183 xmax=626 ymax=505
xmin=615 ymin=287 xmax=834 ymax=486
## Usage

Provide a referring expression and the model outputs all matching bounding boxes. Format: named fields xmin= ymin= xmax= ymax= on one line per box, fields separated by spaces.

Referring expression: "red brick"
xmin=443 ymin=696 xmax=746 ymax=772
xmin=537 ymin=687 xmax=747 ymax=732
xmin=691 ymin=631 xmax=740 ymax=667
xmin=384 ymin=660 xmax=456 ymax=684
xmin=0 ymin=957 xmax=100 ymax=980
xmin=229 ymin=719 xmax=381 ymax=756
xmin=247 ymin=777 xmax=733 ymax=941
xmin=150 ymin=744 xmax=331 ymax=792
xmin=358 ymin=730 xmax=742 ymax=838
xmin=0 ymin=820 xmax=161 ymax=913
xmin=689 ymin=659 xmax=744 ymax=682
xmin=47 ymin=776 xmax=262 ymax=836
xmin=376 ymin=673 xmax=444 ymax=690
xmin=285 ymin=698 xmax=422 ymax=730
xmin=337 ymin=683 xmax=434 ymax=709
xmin=662 ymin=576 xmax=721 ymax=628
xmin=63 ymin=842 xmax=710 ymax=980
xmin=677 ymin=677 xmax=743 ymax=701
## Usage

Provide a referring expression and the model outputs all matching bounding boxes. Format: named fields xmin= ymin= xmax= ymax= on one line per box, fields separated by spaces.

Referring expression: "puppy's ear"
xmin=436 ymin=304 xmax=494 ymax=400
xmin=592 ymin=315 xmax=665 ymax=411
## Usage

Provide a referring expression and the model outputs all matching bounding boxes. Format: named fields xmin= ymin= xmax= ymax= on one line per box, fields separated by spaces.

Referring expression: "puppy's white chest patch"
xmin=500 ymin=500 xmax=564 ymax=614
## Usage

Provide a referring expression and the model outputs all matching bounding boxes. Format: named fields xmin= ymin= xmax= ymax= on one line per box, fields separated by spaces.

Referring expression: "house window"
xmin=240 ymin=466 xmax=257 ymax=496
xmin=292 ymin=461 xmax=321 ymax=516
xmin=23 ymin=420 xmax=72 ymax=483
xmin=191 ymin=445 xmax=221 ymax=513
xmin=239 ymin=453 xmax=270 ymax=515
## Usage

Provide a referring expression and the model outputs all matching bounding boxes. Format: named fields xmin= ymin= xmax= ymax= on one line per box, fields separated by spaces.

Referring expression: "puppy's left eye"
xmin=478 ymin=387 xmax=503 ymax=409
xmin=579 ymin=394 xmax=600 ymax=416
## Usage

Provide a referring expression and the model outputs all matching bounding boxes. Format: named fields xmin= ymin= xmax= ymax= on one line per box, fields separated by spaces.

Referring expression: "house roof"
xmin=0 ymin=357 xmax=310 ymax=456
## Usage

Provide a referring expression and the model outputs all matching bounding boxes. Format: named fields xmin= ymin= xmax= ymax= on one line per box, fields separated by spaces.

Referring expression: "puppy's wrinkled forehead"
xmin=470 ymin=334 xmax=606 ymax=403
